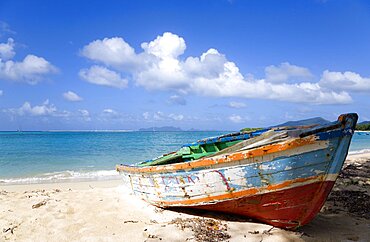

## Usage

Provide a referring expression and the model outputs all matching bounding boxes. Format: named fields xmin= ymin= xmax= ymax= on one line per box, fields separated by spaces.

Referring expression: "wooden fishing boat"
xmin=116 ymin=113 xmax=358 ymax=229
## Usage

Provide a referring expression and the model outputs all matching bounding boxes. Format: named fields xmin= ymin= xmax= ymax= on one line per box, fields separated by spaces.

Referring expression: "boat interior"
xmin=136 ymin=122 xmax=335 ymax=167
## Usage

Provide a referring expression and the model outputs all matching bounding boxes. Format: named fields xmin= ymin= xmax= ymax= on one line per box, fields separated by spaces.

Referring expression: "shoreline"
xmin=1 ymin=153 xmax=369 ymax=241
xmin=1 ymin=151 xmax=369 ymax=187
xmin=0 ymin=179 xmax=122 ymax=191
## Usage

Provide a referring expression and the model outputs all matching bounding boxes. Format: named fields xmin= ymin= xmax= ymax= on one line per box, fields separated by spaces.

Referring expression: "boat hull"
xmin=191 ymin=180 xmax=335 ymax=229
xmin=117 ymin=113 xmax=358 ymax=229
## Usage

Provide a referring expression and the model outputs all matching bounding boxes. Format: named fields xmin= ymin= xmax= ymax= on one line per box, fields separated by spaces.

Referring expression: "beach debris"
xmin=33 ymin=189 xmax=45 ymax=194
xmin=32 ymin=200 xmax=47 ymax=209
xmin=170 ymin=217 xmax=231 ymax=242
xmin=123 ymin=220 xmax=139 ymax=223
xmin=327 ymin=190 xmax=370 ymax=219
xmin=338 ymin=160 xmax=370 ymax=182
xmin=325 ymin=158 xmax=370 ymax=219
xmin=262 ymin=226 xmax=274 ymax=235
xmin=347 ymin=235 xmax=360 ymax=241
xmin=248 ymin=230 xmax=260 ymax=234
xmin=2 ymin=226 xmax=16 ymax=234
xmin=2 ymin=223 xmax=19 ymax=235
xmin=150 ymin=219 xmax=158 ymax=224
xmin=154 ymin=207 xmax=164 ymax=213
xmin=54 ymin=189 xmax=61 ymax=192
xmin=297 ymin=231 xmax=310 ymax=238
xmin=0 ymin=190 xmax=8 ymax=196
xmin=147 ymin=234 xmax=158 ymax=239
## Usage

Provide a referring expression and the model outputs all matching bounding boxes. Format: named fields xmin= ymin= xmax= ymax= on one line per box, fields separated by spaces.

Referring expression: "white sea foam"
xmin=0 ymin=169 xmax=121 ymax=185
xmin=348 ymin=148 xmax=370 ymax=155
xmin=354 ymin=131 xmax=370 ymax=133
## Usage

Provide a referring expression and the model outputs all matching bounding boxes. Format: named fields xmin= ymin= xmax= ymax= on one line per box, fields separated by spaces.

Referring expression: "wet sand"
xmin=1 ymin=153 xmax=369 ymax=241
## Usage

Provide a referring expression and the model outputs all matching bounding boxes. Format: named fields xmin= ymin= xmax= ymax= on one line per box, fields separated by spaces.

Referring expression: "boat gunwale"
xmin=116 ymin=135 xmax=314 ymax=173
xmin=116 ymin=113 xmax=356 ymax=174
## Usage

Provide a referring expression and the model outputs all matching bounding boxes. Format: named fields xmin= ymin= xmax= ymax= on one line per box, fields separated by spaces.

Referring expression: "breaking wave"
xmin=348 ymin=149 xmax=370 ymax=155
xmin=0 ymin=169 xmax=121 ymax=185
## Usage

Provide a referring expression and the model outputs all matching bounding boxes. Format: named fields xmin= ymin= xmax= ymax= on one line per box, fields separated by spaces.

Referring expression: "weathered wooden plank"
xmin=117 ymin=113 xmax=358 ymax=230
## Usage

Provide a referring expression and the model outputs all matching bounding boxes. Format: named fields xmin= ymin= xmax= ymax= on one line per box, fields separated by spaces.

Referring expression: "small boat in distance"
xmin=116 ymin=113 xmax=358 ymax=229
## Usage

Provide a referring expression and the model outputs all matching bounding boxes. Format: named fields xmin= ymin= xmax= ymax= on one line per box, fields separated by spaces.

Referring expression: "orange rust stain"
xmin=155 ymin=174 xmax=324 ymax=206
xmin=116 ymin=136 xmax=316 ymax=174
xmin=266 ymin=176 xmax=317 ymax=191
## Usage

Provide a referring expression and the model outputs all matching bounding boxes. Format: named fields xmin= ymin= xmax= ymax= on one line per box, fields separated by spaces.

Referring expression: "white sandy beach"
xmin=1 ymin=153 xmax=369 ymax=242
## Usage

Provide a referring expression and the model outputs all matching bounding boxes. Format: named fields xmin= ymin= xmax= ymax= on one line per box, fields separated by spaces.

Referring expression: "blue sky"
xmin=0 ymin=0 xmax=370 ymax=131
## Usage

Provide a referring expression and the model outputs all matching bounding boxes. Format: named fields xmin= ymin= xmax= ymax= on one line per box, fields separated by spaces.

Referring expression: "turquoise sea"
xmin=0 ymin=131 xmax=369 ymax=185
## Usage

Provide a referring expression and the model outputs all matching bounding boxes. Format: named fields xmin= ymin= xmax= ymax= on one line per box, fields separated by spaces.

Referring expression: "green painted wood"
xmin=138 ymin=140 xmax=241 ymax=167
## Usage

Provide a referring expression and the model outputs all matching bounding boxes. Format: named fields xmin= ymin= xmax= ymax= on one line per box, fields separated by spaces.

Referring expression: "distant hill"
xmin=358 ymin=121 xmax=370 ymax=125
xmin=356 ymin=121 xmax=370 ymax=131
xmin=138 ymin=126 xmax=183 ymax=132
xmin=188 ymin=128 xmax=202 ymax=131
xmin=273 ymin=117 xmax=330 ymax=127
xmin=241 ymin=117 xmax=330 ymax=132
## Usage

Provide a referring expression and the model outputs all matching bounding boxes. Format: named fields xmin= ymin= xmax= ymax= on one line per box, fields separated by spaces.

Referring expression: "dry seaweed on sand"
xmin=32 ymin=200 xmax=47 ymax=209
xmin=327 ymin=190 xmax=370 ymax=219
xmin=324 ymin=159 xmax=370 ymax=219
xmin=170 ymin=217 xmax=231 ymax=242
xmin=338 ymin=160 xmax=370 ymax=185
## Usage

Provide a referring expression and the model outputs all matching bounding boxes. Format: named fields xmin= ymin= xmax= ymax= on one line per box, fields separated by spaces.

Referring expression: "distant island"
xmin=241 ymin=117 xmax=370 ymax=132
xmin=138 ymin=126 xmax=183 ymax=132
xmin=274 ymin=117 xmax=330 ymax=127
xmin=241 ymin=117 xmax=330 ymax=132
xmin=356 ymin=121 xmax=370 ymax=131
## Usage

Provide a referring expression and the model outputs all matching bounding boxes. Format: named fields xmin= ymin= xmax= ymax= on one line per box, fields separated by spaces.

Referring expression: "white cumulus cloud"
xmin=229 ymin=114 xmax=244 ymax=123
xmin=168 ymin=95 xmax=186 ymax=105
xmin=78 ymin=109 xmax=91 ymax=121
xmin=80 ymin=37 xmax=140 ymax=70
xmin=8 ymin=100 xmax=57 ymax=116
xmin=141 ymin=32 xmax=186 ymax=59
xmin=101 ymin=108 xmax=122 ymax=119
xmin=3 ymin=100 xmax=78 ymax=119
xmin=265 ymin=62 xmax=313 ymax=83
xmin=142 ymin=111 xmax=184 ymax=121
xmin=320 ymin=70 xmax=370 ymax=92
xmin=153 ymin=111 xmax=165 ymax=121
xmin=63 ymin=91 xmax=83 ymax=102
xmin=2 ymin=101 xmax=97 ymax=121
xmin=0 ymin=38 xmax=15 ymax=60
xmin=0 ymin=39 xmax=57 ymax=84
xmin=142 ymin=112 xmax=150 ymax=120
xmin=168 ymin=113 xmax=184 ymax=121
xmin=80 ymin=32 xmax=353 ymax=104
xmin=79 ymin=65 xmax=128 ymax=89
xmin=103 ymin=108 xmax=117 ymax=114
xmin=0 ymin=55 xmax=57 ymax=84
xmin=228 ymin=101 xmax=246 ymax=108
